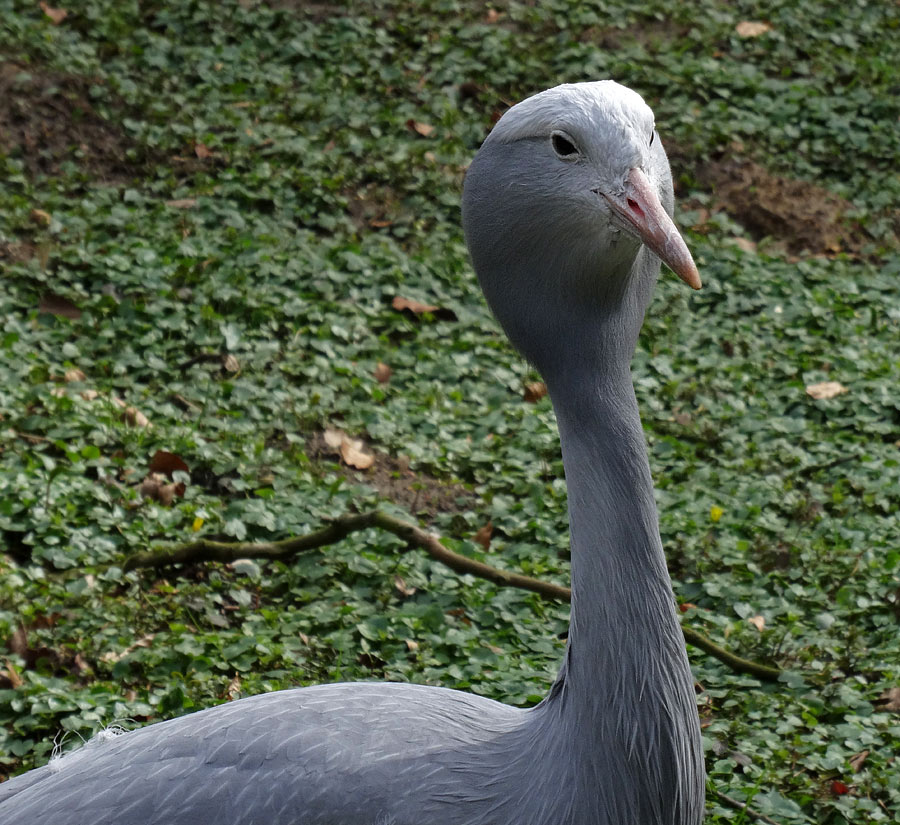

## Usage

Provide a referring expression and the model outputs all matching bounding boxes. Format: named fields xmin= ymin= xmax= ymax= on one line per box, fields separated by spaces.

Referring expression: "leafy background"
xmin=0 ymin=1 xmax=899 ymax=822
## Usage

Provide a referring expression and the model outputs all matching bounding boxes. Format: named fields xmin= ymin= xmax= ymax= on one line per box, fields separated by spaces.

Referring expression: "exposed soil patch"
xmin=307 ymin=431 xmax=476 ymax=519
xmin=0 ymin=60 xmax=139 ymax=181
xmin=669 ymin=148 xmax=877 ymax=256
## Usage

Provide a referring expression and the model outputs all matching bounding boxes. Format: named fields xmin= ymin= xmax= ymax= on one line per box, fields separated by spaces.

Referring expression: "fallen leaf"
xmin=406 ymin=119 xmax=435 ymax=137
xmin=225 ymin=673 xmax=242 ymax=701
xmin=394 ymin=575 xmax=417 ymax=597
xmin=165 ymin=198 xmax=198 ymax=209
xmin=523 ymin=382 xmax=548 ymax=403
xmin=39 ymin=2 xmax=67 ymax=24
xmin=149 ymin=450 xmax=190 ymax=478
xmin=391 ymin=295 xmax=457 ymax=321
xmin=405 ymin=639 xmax=419 ymax=651
xmin=374 ymin=362 xmax=392 ymax=383
xmin=64 ymin=368 xmax=86 ymax=382
xmin=323 ymin=428 xmax=344 ymax=450
xmin=80 ymin=389 xmax=99 ymax=401
xmin=679 ymin=603 xmax=698 ymax=613
xmin=30 ymin=208 xmax=52 ymax=226
xmin=392 ymin=295 xmax=439 ymax=314
xmin=806 ymin=381 xmax=848 ymax=400
xmin=369 ymin=218 xmax=392 ymax=228
xmin=139 ymin=474 xmax=164 ymax=501
xmin=735 ymin=20 xmax=772 ymax=37
xmin=747 ymin=615 xmax=766 ymax=632
xmin=849 ymin=750 xmax=869 ymax=772
xmin=485 ymin=9 xmax=501 ymax=23
xmin=830 ymin=779 xmax=850 ymax=796
xmin=875 ymin=687 xmax=900 ymax=712
xmin=194 ymin=142 xmax=213 ymax=159
xmin=473 ymin=522 xmax=493 ymax=550
xmin=39 ymin=293 xmax=82 ymax=320
xmin=223 ymin=354 xmax=240 ymax=372
xmin=123 ymin=406 xmax=151 ymax=428
xmin=341 ymin=436 xmax=375 ymax=470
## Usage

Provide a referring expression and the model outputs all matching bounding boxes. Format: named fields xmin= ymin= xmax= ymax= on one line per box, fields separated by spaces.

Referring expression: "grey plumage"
xmin=0 ymin=80 xmax=705 ymax=825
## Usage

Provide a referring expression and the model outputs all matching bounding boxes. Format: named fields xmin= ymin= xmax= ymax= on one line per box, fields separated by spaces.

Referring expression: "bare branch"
xmin=124 ymin=510 xmax=780 ymax=680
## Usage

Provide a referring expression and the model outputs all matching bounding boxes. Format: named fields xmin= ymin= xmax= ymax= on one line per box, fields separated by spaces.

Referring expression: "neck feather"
xmin=539 ymin=358 xmax=704 ymax=824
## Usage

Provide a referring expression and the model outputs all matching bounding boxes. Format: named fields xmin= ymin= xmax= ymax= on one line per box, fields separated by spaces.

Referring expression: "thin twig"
xmin=124 ymin=510 xmax=780 ymax=680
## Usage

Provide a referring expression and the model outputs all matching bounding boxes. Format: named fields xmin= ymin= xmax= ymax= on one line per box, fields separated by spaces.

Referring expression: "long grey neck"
xmin=536 ymin=330 xmax=704 ymax=824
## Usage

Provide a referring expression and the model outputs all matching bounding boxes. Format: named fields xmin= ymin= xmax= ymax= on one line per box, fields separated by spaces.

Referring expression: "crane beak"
xmin=601 ymin=168 xmax=702 ymax=290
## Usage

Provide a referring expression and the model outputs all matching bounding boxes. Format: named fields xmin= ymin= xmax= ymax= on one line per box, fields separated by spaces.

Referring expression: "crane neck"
xmin=551 ymin=366 xmax=687 ymax=683
xmin=535 ymin=358 xmax=703 ymax=823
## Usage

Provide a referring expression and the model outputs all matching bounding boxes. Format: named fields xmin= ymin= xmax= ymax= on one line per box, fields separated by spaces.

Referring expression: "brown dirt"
xmin=0 ymin=60 xmax=139 ymax=181
xmin=307 ymin=431 xmax=476 ymax=519
xmin=669 ymin=148 xmax=881 ymax=257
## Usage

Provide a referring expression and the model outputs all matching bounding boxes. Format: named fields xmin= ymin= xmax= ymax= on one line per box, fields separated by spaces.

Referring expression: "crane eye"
xmin=649 ymin=130 xmax=655 ymax=147
xmin=551 ymin=132 xmax=579 ymax=158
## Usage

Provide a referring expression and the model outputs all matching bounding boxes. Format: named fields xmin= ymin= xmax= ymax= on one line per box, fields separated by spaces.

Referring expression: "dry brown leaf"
xmin=64 ymin=368 xmax=87 ymax=382
xmin=30 ymin=208 xmax=52 ymax=226
xmin=323 ymin=428 xmax=344 ymax=450
xmin=39 ymin=293 xmax=82 ymax=320
xmin=485 ymin=9 xmax=501 ymax=23
xmin=523 ymin=382 xmax=548 ymax=403
xmin=223 ymin=354 xmax=240 ymax=372
xmin=735 ymin=20 xmax=772 ymax=37
xmin=405 ymin=639 xmax=419 ymax=651
xmin=875 ymin=687 xmax=900 ymax=712
xmin=747 ymin=615 xmax=766 ymax=632
xmin=139 ymin=474 xmax=164 ymax=500
xmin=391 ymin=295 xmax=457 ymax=321
xmin=392 ymin=295 xmax=439 ymax=314
xmin=165 ymin=198 xmax=198 ymax=209
xmin=39 ymin=2 xmax=67 ymax=23
xmin=394 ymin=575 xmax=417 ymax=597
xmin=80 ymin=388 xmax=99 ymax=401
xmin=341 ymin=436 xmax=375 ymax=470
xmin=123 ymin=406 xmax=151 ymax=428
xmin=374 ymin=362 xmax=392 ymax=383
xmin=849 ymin=750 xmax=869 ymax=772
xmin=149 ymin=450 xmax=190 ymax=477
xmin=806 ymin=381 xmax=848 ymax=400
xmin=368 ymin=218 xmax=393 ymax=228
xmin=473 ymin=521 xmax=493 ymax=550
xmin=406 ymin=119 xmax=435 ymax=137
xmin=194 ymin=142 xmax=213 ymax=159
xmin=225 ymin=673 xmax=242 ymax=701
xmin=485 ymin=643 xmax=503 ymax=655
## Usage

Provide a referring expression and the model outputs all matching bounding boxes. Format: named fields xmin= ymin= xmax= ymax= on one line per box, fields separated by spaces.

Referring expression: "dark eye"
xmin=551 ymin=132 xmax=578 ymax=158
xmin=649 ymin=130 xmax=655 ymax=147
